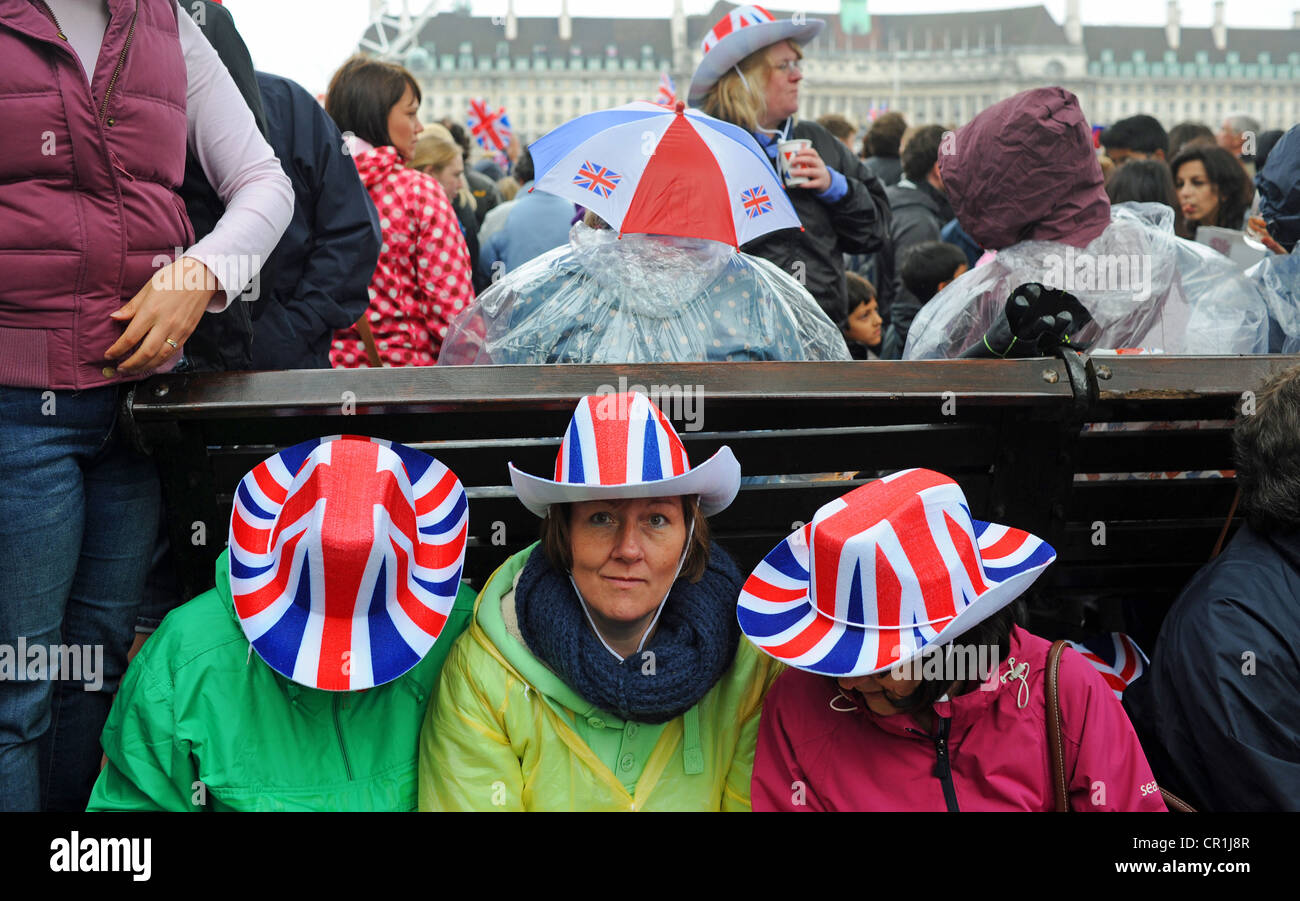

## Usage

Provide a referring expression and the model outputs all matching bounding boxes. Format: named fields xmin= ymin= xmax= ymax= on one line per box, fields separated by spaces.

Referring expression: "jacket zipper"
xmin=33 ymin=0 xmax=68 ymax=41
xmin=99 ymin=0 xmax=139 ymax=125
xmin=33 ymin=0 xmax=137 ymax=126
xmin=332 ymin=695 xmax=354 ymax=781
xmin=909 ymin=718 xmax=960 ymax=811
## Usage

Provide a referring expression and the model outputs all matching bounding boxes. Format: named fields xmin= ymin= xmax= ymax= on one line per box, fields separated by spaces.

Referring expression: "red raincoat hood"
xmin=939 ymin=87 xmax=1110 ymax=251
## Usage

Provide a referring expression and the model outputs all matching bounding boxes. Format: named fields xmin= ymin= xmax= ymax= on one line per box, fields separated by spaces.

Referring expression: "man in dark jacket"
xmin=248 ymin=72 xmax=379 ymax=370
xmin=1125 ymin=363 xmax=1300 ymax=810
xmin=878 ymin=125 xmax=955 ymax=357
xmin=179 ymin=0 xmax=267 ymax=372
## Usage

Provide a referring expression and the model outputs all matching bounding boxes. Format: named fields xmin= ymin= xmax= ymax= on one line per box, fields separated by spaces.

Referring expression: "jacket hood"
xmin=939 ymin=87 xmax=1110 ymax=251
xmin=1256 ymin=124 xmax=1300 ymax=250
xmin=354 ymin=144 xmax=410 ymax=190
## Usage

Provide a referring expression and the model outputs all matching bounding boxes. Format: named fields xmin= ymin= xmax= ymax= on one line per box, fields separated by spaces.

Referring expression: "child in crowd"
xmin=883 ymin=241 xmax=969 ymax=359
xmin=841 ymin=272 xmax=882 ymax=359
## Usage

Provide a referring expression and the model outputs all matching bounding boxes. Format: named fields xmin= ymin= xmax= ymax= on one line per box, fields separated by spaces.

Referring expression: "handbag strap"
xmin=1046 ymin=639 xmax=1070 ymax=812
xmin=355 ymin=316 xmax=384 ymax=368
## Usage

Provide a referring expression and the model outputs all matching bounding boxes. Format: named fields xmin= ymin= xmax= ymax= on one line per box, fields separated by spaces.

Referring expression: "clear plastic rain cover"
xmin=904 ymin=202 xmax=1270 ymax=358
xmin=438 ymin=222 xmax=851 ymax=364
xmin=1249 ymin=243 xmax=1300 ymax=354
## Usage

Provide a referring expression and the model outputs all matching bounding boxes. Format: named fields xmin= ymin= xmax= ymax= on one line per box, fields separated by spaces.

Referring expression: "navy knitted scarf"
xmin=515 ymin=543 xmax=743 ymax=725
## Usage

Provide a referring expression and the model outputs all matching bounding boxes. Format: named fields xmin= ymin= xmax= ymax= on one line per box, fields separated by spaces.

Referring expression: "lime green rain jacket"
xmin=87 ymin=550 xmax=475 ymax=812
xmin=418 ymin=543 xmax=781 ymax=811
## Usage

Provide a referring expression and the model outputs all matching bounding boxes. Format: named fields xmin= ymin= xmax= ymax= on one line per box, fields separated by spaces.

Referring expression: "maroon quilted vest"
xmin=0 ymin=0 xmax=191 ymax=389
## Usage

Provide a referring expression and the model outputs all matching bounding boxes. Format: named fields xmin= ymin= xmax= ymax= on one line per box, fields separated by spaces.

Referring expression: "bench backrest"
xmin=124 ymin=354 xmax=1299 ymax=644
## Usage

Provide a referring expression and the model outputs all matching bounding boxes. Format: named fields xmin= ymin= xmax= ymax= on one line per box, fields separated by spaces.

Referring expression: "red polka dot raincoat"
xmin=331 ymin=144 xmax=475 ymax=367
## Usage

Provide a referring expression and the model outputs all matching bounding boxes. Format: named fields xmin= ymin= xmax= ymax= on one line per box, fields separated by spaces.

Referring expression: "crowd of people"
xmin=3 ymin=1 xmax=1297 ymax=813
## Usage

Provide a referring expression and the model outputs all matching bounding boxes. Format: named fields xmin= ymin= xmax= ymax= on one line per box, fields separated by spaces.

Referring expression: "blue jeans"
xmin=0 ymin=385 xmax=160 ymax=811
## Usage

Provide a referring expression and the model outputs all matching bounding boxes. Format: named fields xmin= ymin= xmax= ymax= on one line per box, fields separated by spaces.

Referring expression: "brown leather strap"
xmin=1160 ymin=787 xmax=1196 ymax=813
xmin=1211 ymin=485 xmax=1241 ymax=560
xmin=1046 ymin=639 xmax=1070 ymax=811
xmin=355 ymin=316 xmax=383 ymax=368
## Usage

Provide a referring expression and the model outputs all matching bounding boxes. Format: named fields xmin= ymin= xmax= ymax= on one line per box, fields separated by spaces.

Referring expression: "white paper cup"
xmin=778 ymin=138 xmax=812 ymax=186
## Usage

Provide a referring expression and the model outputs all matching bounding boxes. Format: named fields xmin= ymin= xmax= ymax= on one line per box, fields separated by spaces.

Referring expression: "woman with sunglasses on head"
xmin=743 ymin=470 xmax=1169 ymax=811
xmin=688 ymin=5 xmax=890 ymax=327
xmin=419 ymin=392 xmax=781 ymax=811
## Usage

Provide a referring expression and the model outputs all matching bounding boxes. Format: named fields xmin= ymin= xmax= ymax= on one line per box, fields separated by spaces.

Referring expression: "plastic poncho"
xmin=904 ymin=202 xmax=1271 ymax=358
xmin=1249 ymin=244 xmax=1300 ymax=353
xmin=437 ymin=222 xmax=851 ymax=364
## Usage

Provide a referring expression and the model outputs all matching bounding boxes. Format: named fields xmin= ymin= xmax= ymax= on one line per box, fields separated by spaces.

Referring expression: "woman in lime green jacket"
xmin=418 ymin=391 xmax=780 ymax=811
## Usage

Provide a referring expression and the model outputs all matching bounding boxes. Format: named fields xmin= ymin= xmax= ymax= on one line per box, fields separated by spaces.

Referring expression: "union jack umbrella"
xmin=467 ymin=97 xmax=512 ymax=153
xmin=654 ymin=71 xmax=677 ymax=108
xmin=228 ymin=436 xmax=468 ymax=691
xmin=529 ymin=101 xmax=800 ymax=246
xmin=508 ymin=392 xmax=740 ymax=517
xmin=737 ymin=469 xmax=1057 ymax=678
xmin=1067 ymin=632 xmax=1148 ymax=699
xmin=687 ymin=4 xmax=825 ymax=106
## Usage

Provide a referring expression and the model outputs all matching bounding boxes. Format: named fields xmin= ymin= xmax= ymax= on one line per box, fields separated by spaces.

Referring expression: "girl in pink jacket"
xmin=740 ymin=469 xmax=1167 ymax=811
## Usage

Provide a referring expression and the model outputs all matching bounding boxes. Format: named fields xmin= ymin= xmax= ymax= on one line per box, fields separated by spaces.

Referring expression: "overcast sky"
xmin=223 ymin=0 xmax=1299 ymax=96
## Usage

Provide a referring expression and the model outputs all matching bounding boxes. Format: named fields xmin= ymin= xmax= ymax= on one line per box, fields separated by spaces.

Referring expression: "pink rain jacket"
xmin=752 ymin=626 xmax=1167 ymax=811
xmin=331 ymin=145 xmax=474 ymax=367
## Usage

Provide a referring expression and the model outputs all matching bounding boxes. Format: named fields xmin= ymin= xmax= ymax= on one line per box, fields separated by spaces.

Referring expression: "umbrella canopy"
xmin=529 ymin=101 xmax=801 ymax=247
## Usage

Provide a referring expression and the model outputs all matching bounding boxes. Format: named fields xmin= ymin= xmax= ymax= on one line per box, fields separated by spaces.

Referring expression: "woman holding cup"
xmin=689 ymin=5 xmax=891 ymax=325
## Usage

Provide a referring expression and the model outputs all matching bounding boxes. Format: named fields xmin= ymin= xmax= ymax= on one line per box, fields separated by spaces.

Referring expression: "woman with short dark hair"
xmin=1106 ymin=158 xmax=1178 ymax=211
xmin=325 ymin=56 xmax=474 ymax=367
xmin=1170 ymin=143 xmax=1251 ymax=240
xmin=419 ymin=392 xmax=781 ymax=810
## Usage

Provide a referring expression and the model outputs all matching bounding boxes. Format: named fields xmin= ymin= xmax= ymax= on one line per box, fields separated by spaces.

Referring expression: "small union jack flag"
xmin=573 ymin=161 xmax=622 ymax=198
xmin=655 ymin=72 xmax=677 ymax=107
xmin=1068 ymin=632 xmax=1148 ymax=699
xmin=741 ymin=186 xmax=773 ymax=218
xmin=467 ymin=97 xmax=512 ymax=153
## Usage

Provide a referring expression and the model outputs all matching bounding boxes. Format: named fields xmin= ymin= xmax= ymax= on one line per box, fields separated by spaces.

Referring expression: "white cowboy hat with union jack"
xmin=737 ymin=469 xmax=1056 ymax=678
xmin=228 ymin=435 xmax=468 ymax=691
xmin=687 ymin=4 xmax=825 ymax=106
xmin=508 ymin=392 xmax=740 ymax=517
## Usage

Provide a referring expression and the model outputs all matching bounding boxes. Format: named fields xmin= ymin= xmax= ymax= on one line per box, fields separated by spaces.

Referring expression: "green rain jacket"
xmin=88 ymin=550 xmax=475 ymax=811
xmin=418 ymin=543 xmax=781 ymax=811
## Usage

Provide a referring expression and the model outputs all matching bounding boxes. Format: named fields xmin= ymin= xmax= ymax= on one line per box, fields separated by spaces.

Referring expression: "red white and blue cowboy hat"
xmin=687 ymin=4 xmax=825 ymax=107
xmin=737 ymin=469 xmax=1056 ymax=678
xmin=509 ymin=392 xmax=740 ymax=516
xmin=228 ymin=435 xmax=468 ymax=692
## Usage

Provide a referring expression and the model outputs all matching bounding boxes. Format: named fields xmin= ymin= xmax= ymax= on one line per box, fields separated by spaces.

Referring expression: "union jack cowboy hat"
xmin=687 ymin=4 xmax=825 ymax=106
xmin=228 ymin=436 xmax=469 ymax=691
xmin=508 ymin=392 xmax=740 ymax=517
xmin=737 ymin=469 xmax=1056 ymax=678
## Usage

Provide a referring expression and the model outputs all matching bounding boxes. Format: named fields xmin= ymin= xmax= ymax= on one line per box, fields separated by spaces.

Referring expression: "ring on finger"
xmin=164 ymin=338 xmax=179 ymax=350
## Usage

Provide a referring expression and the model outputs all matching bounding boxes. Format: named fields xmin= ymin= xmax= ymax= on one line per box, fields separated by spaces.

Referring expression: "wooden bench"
xmin=122 ymin=353 xmax=1300 ymax=647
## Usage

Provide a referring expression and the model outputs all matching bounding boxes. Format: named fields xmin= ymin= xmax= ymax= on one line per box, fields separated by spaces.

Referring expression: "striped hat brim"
xmin=687 ymin=18 xmax=825 ymax=107
xmin=509 ymin=445 xmax=740 ymax=517
xmin=737 ymin=517 xmax=1056 ymax=678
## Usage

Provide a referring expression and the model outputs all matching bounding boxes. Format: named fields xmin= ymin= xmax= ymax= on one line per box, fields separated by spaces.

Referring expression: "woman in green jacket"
xmin=419 ymin=391 xmax=780 ymax=811
xmin=88 ymin=436 xmax=474 ymax=811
